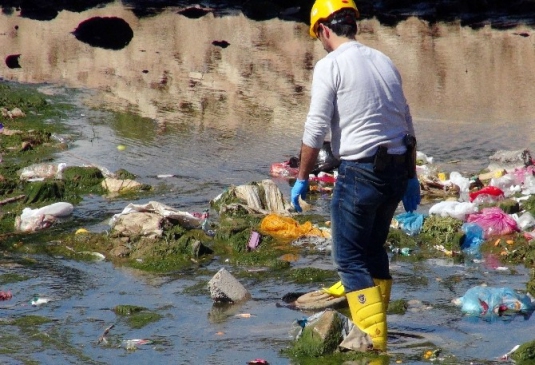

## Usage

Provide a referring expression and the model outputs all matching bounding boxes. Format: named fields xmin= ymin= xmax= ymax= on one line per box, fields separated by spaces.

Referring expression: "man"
xmin=291 ymin=0 xmax=421 ymax=352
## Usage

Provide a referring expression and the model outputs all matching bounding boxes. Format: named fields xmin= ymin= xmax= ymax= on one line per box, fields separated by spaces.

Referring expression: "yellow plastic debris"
xmin=259 ymin=214 xmax=329 ymax=241
xmin=75 ymin=228 xmax=89 ymax=235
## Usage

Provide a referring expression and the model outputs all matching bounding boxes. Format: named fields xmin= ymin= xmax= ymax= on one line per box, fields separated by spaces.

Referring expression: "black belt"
xmin=352 ymin=154 xmax=406 ymax=164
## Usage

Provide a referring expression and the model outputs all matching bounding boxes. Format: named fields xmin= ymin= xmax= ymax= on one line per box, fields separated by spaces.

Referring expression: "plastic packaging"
xmin=394 ymin=212 xmax=425 ymax=236
xmin=453 ymin=286 xmax=534 ymax=316
xmin=466 ymin=207 xmax=519 ymax=238
xmin=449 ymin=171 xmax=471 ymax=201
xmin=489 ymin=174 xmax=517 ymax=196
xmin=19 ymin=162 xmax=67 ymax=180
xmin=428 ymin=201 xmax=478 ymax=221
xmin=270 ymin=161 xmax=299 ymax=178
xmin=416 ymin=151 xmax=434 ymax=164
xmin=461 ymin=223 xmax=485 ymax=256
xmin=15 ymin=202 xmax=74 ymax=232
xmin=469 ymin=186 xmax=504 ymax=203
xmin=514 ymin=212 xmax=535 ymax=231
xmin=311 ymin=141 xmax=340 ymax=174
xmin=522 ymin=175 xmax=535 ymax=195
xmin=259 ymin=214 xmax=328 ymax=241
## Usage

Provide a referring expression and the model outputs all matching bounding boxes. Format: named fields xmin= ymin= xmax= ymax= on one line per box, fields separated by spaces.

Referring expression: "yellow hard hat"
xmin=309 ymin=0 xmax=359 ymax=38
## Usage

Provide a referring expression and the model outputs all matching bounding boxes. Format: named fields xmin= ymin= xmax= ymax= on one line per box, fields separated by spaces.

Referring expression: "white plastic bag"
xmin=19 ymin=162 xmax=67 ymax=180
xmin=428 ymin=201 xmax=478 ymax=221
xmin=449 ymin=171 xmax=471 ymax=202
xmin=15 ymin=202 xmax=74 ymax=232
xmin=515 ymin=212 xmax=535 ymax=231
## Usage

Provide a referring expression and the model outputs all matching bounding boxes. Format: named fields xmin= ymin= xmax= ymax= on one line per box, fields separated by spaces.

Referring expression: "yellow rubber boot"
xmin=373 ymin=278 xmax=392 ymax=307
xmin=324 ymin=278 xmax=392 ymax=304
xmin=346 ymin=286 xmax=387 ymax=352
xmin=322 ymin=280 xmax=345 ymax=296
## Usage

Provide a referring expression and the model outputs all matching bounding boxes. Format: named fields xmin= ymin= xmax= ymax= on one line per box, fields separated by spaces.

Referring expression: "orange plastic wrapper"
xmin=259 ymin=214 xmax=328 ymax=242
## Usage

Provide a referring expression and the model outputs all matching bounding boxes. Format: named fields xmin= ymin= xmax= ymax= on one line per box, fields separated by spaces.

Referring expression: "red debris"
xmin=0 ymin=290 xmax=13 ymax=301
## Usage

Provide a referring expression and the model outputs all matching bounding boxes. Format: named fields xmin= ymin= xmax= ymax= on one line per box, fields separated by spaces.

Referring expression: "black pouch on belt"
xmin=373 ymin=145 xmax=389 ymax=173
xmin=403 ymin=134 xmax=417 ymax=178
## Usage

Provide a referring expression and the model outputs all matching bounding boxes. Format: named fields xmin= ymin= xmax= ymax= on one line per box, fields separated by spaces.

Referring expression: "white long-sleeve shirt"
xmin=302 ymin=40 xmax=414 ymax=161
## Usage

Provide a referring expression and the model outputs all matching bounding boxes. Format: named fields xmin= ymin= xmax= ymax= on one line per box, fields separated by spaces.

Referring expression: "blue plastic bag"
xmin=454 ymin=286 xmax=534 ymax=317
xmin=395 ymin=212 xmax=425 ymax=236
xmin=461 ymin=223 xmax=485 ymax=256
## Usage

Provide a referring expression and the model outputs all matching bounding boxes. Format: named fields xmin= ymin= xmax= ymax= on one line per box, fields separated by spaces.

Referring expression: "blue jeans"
xmin=331 ymin=159 xmax=408 ymax=293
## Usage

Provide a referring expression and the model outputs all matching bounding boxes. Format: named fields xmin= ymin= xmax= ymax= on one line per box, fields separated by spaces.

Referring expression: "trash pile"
xmin=393 ymin=149 xmax=535 ymax=257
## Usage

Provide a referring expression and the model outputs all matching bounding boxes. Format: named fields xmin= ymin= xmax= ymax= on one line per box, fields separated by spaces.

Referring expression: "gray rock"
xmin=208 ymin=267 xmax=251 ymax=303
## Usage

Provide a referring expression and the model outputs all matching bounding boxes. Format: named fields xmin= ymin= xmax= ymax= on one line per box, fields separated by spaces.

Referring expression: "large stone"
xmin=208 ymin=268 xmax=251 ymax=303
xmin=293 ymin=309 xmax=344 ymax=356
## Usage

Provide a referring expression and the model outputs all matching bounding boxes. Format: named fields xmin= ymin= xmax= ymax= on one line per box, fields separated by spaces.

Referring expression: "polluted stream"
xmin=1 ymin=2 xmax=535 ymax=364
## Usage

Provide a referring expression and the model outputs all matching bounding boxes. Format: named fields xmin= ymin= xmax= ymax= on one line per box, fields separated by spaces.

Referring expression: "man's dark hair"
xmin=322 ymin=8 xmax=358 ymax=38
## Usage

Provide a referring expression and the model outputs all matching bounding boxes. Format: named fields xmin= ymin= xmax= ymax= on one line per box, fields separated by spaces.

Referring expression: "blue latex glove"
xmin=402 ymin=177 xmax=421 ymax=212
xmin=291 ymin=179 xmax=309 ymax=212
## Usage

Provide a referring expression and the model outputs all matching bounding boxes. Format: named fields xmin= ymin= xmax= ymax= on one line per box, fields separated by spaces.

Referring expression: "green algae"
xmin=182 ymin=280 xmax=210 ymax=296
xmin=114 ymin=304 xmax=147 ymax=315
xmin=420 ymin=215 xmax=464 ymax=251
xmin=387 ymin=299 xmax=408 ymax=315
xmin=286 ymin=267 xmax=339 ymax=284
xmin=112 ymin=304 xmax=162 ymax=329
xmin=1 ymin=315 xmax=96 ymax=365
xmin=125 ymin=311 xmax=163 ymax=329
xmin=23 ymin=180 xmax=65 ymax=204
xmin=523 ymin=195 xmax=535 ymax=216
xmin=387 ymin=228 xmax=418 ymax=249
xmin=12 ymin=315 xmax=52 ymax=327
xmin=0 ymin=273 xmax=29 ymax=285
xmin=511 ymin=339 xmax=535 ymax=364
xmin=288 ymin=314 xmax=344 ymax=357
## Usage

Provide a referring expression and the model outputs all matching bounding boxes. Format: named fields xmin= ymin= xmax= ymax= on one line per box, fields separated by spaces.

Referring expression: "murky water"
xmin=1 ymin=1 xmax=535 ymax=364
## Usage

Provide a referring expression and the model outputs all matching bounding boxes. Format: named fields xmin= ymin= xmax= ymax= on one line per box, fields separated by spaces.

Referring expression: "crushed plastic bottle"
xmin=31 ymin=296 xmax=51 ymax=306
xmin=123 ymin=339 xmax=152 ymax=350
xmin=392 ymin=247 xmax=412 ymax=256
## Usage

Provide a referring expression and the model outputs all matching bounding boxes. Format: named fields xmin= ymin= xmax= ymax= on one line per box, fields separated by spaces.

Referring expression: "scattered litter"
xmin=123 ymin=338 xmax=153 ymax=350
xmin=498 ymin=344 xmax=520 ymax=360
xmin=452 ymin=286 xmax=535 ymax=317
xmin=247 ymin=359 xmax=269 ymax=365
xmin=428 ymin=201 xmax=478 ymax=220
xmin=392 ymin=247 xmax=413 ymax=256
xmin=260 ymin=214 xmax=330 ymax=241
xmin=19 ymin=162 xmax=67 ymax=180
xmin=247 ymin=231 xmax=261 ymax=251
xmin=31 ymin=296 xmax=52 ymax=306
xmin=15 ymin=202 xmax=74 ymax=232
xmin=97 ymin=324 xmax=115 ymax=344
xmin=460 ymin=223 xmax=485 ymax=256
xmin=394 ymin=212 xmax=425 ymax=235
xmin=466 ymin=207 xmax=519 ymax=238
xmin=235 ymin=313 xmax=254 ymax=318
xmin=0 ymin=290 xmax=13 ymax=301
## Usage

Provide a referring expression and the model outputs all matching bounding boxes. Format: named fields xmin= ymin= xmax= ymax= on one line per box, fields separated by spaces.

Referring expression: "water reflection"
xmin=72 ymin=16 xmax=134 ymax=50
xmin=0 ymin=4 xmax=534 ymax=176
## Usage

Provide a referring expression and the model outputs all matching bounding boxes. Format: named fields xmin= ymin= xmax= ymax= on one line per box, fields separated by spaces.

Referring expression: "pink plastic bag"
xmin=466 ymin=207 xmax=519 ymax=238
